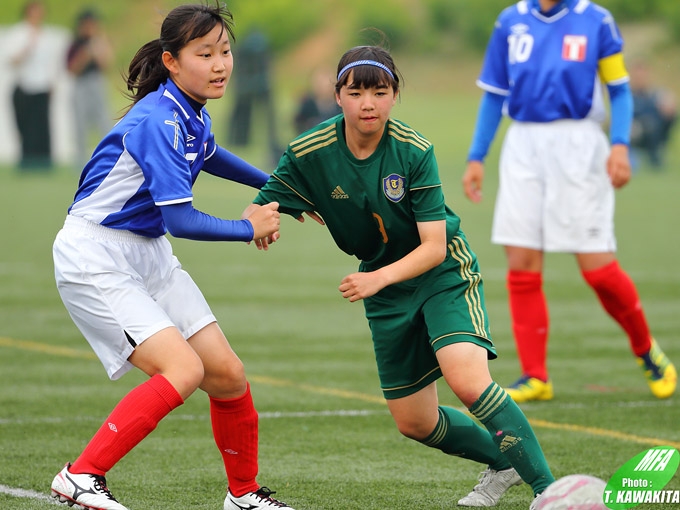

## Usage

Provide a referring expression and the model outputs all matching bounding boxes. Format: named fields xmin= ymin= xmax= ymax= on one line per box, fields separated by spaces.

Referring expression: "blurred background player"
xmin=246 ymin=42 xmax=555 ymax=509
xmin=462 ymin=0 xmax=676 ymax=402
xmin=629 ymin=59 xmax=677 ymax=171
xmin=66 ymin=8 xmax=114 ymax=170
xmin=293 ymin=65 xmax=341 ymax=134
xmin=227 ymin=28 xmax=281 ymax=166
xmin=5 ymin=1 xmax=66 ymax=170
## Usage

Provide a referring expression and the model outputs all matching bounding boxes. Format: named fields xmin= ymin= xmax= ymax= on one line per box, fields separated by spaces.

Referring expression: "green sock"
xmin=469 ymin=382 xmax=555 ymax=495
xmin=419 ymin=406 xmax=510 ymax=470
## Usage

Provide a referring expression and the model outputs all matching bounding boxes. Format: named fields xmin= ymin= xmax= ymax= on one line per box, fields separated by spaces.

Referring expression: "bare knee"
xmin=202 ymin=356 xmax=247 ymax=398
xmin=394 ymin=416 xmax=435 ymax=441
xmin=166 ymin=355 xmax=205 ymax=399
xmin=188 ymin=323 xmax=247 ymax=398
xmin=129 ymin=328 xmax=205 ymax=399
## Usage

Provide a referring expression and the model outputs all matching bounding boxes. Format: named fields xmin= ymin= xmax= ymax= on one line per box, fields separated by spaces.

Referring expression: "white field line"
xmin=0 ymin=483 xmax=60 ymax=504
xmin=0 ymin=398 xmax=675 ymax=427
xmin=0 ymin=408 xmax=390 ymax=426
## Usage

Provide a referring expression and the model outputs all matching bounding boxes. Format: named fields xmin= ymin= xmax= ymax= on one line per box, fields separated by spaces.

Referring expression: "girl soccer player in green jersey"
xmin=244 ymin=44 xmax=555 ymax=508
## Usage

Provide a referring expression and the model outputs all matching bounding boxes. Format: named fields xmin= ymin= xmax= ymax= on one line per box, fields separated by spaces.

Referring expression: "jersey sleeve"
xmin=477 ymin=15 xmax=511 ymax=95
xmin=203 ymin=145 xmax=270 ymax=188
xmin=409 ymin=147 xmax=446 ymax=223
xmin=597 ymin=11 xmax=628 ymax=85
xmin=253 ymin=150 xmax=313 ymax=218
xmin=124 ymin=108 xmax=194 ymax=206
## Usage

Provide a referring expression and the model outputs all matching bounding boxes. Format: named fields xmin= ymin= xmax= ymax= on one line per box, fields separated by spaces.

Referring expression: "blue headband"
xmin=337 ymin=60 xmax=395 ymax=81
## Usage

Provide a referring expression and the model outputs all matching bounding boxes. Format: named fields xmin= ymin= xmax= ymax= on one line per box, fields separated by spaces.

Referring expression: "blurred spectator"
xmin=293 ymin=66 xmax=341 ymax=134
xmin=66 ymin=8 xmax=114 ymax=170
xmin=629 ymin=60 xmax=677 ymax=170
xmin=227 ymin=29 xmax=281 ymax=165
xmin=5 ymin=1 xmax=66 ymax=170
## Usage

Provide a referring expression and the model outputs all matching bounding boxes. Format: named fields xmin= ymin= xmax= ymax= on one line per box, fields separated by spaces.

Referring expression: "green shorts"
xmin=363 ymin=258 xmax=496 ymax=400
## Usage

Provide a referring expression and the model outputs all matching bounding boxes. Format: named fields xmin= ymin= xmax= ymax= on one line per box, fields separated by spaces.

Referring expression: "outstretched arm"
xmin=161 ymin=201 xmax=280 ymax=246
xmin=241 ymin=203 xmax=324 ymax=250
xmin=203 ymin=146 xmax=271 ymax=188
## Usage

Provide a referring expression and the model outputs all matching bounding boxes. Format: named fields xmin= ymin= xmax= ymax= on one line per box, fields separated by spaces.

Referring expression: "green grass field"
xmin=1 ymin=57 xmax=679 ymax=509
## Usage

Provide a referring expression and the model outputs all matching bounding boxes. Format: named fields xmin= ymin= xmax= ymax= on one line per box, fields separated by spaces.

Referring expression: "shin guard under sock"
xmin=210 ymin=384 xmax=260 ymax=497
xmin=470 ymin=382 xmax=555 ymax=495
xmin=507 ymin=271 xmax=549 ymax=380
xmin=71 ymin=374 xmax=184 ymax=476
xmin=582 ymin=260 xmax=652 ymax=356
xmin=419 ymin=406 xmax=510 ymax=470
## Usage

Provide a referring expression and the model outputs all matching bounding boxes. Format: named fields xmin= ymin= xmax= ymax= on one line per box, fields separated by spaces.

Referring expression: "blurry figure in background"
xmin=228 ymin=29 xmax=281 ymax=165
xmin=6 ymin=1 xmax=66 ymax=170
xmin=293 ymin=66 xmax=341 ymax=134
xmin=67 ymin=8 xmax=114 ymax=170
xmin=629 ymin=59 xmax=677 ymax=171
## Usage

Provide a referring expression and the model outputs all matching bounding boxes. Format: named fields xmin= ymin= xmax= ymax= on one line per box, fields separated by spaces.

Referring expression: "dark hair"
xmin=335 ymin=44 xmax=401 ymax=95
xmin=123 ymin=1 xmax=235 ymax=109
xmin=76 ymin=8 xmax=98 ymax=25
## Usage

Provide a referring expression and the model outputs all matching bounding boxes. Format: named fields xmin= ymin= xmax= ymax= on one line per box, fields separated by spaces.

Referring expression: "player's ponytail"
xmin=123 ymin=39 xmax=167 ymax=109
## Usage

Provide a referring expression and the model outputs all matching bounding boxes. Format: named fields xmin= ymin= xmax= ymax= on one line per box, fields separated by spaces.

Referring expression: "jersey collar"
xmin=162 ymin=79 xmax=205 ymax=121
xmin=529 ymin=0 xmax=576 ymax=16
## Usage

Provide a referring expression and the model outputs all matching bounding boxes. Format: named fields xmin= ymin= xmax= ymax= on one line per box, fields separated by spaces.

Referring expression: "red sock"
xmin=210 ymin=383 xmax=260 ymax=497
xmin=507 ymin=270 xmax=550 ymax=381
xmin=582 ymin=260 xmax=652 ymax=356
xmin=71 ymin=374 xmax=184 ymax=476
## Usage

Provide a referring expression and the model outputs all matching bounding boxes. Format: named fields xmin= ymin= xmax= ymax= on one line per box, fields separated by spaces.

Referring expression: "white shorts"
xmin=492 ymin=119 xmax=617 ymax=253
xmin=53 ymin=215 xmax=216 ymax=380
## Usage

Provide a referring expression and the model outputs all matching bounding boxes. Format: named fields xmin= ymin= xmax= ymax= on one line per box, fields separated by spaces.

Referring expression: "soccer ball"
xmin=535 ymin=474 xmax=608 ymax=510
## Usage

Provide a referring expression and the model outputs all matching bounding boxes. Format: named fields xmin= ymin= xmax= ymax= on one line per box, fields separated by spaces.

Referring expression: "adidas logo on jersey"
xmin=331 ymin=185 xmax=349 ymax=199
xmin=499 ymin=434 xmax=522 ymax=452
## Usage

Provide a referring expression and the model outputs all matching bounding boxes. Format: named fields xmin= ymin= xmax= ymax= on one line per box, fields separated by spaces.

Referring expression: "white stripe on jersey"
xmin=70 ymin=149 xmax=144 ymax=223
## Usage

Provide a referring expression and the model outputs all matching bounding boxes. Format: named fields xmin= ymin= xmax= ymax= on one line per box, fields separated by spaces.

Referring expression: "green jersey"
xmin=255 ymin=114 xmax=494 ymax=398
xmin=254 ymin=114 xmax=461 ymax=273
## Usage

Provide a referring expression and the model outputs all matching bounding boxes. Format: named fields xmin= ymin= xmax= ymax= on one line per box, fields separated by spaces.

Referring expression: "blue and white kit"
xmin=69 ymin=78 xmax=268 ymax=240
xmin=467 ymin=0 xmax=633 ymax=253
xmin=53 ymin=79 xmax=270 ymax=379
xmin=468 ymin=0 xmax=632 ymax=163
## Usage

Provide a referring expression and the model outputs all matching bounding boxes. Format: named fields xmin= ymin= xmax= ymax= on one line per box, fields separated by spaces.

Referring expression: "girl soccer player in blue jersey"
xmin=245 ymin=42 xmax=555 ymax=509
xmin=463 ymin=0 xmax=676 ymax=403
xmin=50 ymin=3 xmax=294 ymax=510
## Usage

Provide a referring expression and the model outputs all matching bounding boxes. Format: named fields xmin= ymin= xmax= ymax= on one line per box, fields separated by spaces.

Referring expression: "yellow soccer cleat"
xmin=637 ymin=339 xmax=677 ymax=399
xmin=505 ymin=375 xmax=554 ymax=403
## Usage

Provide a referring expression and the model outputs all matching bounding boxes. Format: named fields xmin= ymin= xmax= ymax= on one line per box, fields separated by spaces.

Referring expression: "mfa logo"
xmin=604 ymin=446 xmax=679 ymax=509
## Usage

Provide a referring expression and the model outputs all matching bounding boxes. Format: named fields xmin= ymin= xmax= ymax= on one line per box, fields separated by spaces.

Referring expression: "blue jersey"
xmin=69 ymin=80 xmax=217 ymax=237
xmin=478 ymin=0 xmax=628 ymax=123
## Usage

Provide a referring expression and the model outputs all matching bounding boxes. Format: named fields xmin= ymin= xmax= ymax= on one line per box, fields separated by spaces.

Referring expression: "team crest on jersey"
xmin=562 ymin=35 xmax=587 ymax=62
xmin=383 ymin=174 xmax=405 ymax=203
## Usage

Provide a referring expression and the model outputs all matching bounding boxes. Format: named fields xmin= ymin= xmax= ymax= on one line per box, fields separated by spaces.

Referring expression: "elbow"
xmin=436 ymin=245 xmax=447 ymax=266
xmin=428 ymin=243 xmax=447 ymax=269
xmin=165 ymin=224 xmax=186 ymax=239
xmin=164 ymin=220 xmax=191 ymax=239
